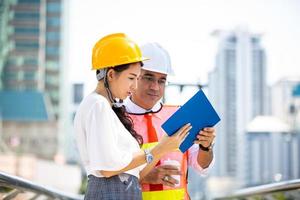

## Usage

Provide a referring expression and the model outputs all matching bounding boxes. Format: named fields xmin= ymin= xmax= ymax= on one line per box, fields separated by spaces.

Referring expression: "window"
xmin=24 ymin=58 xmax=38 ymax=66
xmin=228 ymin=36 xmax=237 ymax=43
xmin=15 ymin=27 xmax=39 ymax=35
xmin=14 ymin=12 xmax=40 ymax=20
xmin=5 ymin=59 xmax=17 ymax=66
xmin=15 ymin=42 xmax=39 ymax=50
xmin=251 ymin=37 xmax=260 ymax=44
xmin=46 ymin=61 xmax=59 ymax=69
xmin=24 ymin=72 xmax=36 ymax=80
xmin=46 ymin=46 xmax=59 ymax=55
xmin=47 ymin=17 xmax=60 ymax=27
xmin=5 ymin=72 xmax=18 ymax=79
xmin=18 ymin=0 xmax=40 ymax=3
xmin=73 ymin=84 xmax=84 ymax=104
xmin=46 ymin=32 xmax=60 ymax=41
xmin=47 ymin=2 xmax=61 ymax=12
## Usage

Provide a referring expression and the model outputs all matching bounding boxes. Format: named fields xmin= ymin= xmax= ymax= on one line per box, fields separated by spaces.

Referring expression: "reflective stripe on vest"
xmin=141 ymin=142 xmax=158 ymax=150
xmin=142 ymin=142 xmax=180 ymax=152
xmin=142 ymin=189 xmax=185 ymax=200
xmin=128 ymin=105 xmax=190 ymax=200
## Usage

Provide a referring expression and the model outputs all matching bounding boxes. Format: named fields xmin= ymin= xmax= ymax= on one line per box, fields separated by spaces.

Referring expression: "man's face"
xmin=131 ymin=69 xmax=167 ymax=110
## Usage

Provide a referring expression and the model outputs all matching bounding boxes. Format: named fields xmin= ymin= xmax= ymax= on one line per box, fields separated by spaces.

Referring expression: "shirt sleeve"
xmin=188 ymin=144 xmax=214 ymax=177
xmin=85 ymin=101 xmax=133 ymax=172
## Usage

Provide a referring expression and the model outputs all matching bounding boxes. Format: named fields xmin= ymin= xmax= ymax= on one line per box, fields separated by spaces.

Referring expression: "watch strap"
xmin=199 ymin=143 xmax=213 ymax=152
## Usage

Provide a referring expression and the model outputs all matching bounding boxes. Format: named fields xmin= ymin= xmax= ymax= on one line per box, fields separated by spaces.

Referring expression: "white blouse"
xmin=74 ymin=92 xmax=142 ymax=178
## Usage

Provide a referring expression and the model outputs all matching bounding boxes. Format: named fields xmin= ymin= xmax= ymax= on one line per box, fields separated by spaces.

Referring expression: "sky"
xmin=67 ymin=0 xmax=300 ymax=94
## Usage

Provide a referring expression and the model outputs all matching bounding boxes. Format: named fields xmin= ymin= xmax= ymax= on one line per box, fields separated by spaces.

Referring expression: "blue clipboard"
xmin=161 ymin=89 xmax=221 ymax=153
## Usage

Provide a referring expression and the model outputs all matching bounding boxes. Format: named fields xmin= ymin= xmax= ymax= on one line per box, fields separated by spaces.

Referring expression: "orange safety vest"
xmin=128 ymin=105 xmax=190 ymax=200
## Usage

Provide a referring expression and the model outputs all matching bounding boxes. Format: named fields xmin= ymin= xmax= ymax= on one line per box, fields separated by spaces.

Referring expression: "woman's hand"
xmin=158 ymin=123 xmax=192 ymax=154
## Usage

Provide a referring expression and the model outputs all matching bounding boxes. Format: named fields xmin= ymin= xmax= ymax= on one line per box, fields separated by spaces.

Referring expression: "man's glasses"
xmin=140 ymin=75 xmax=167 ymax=87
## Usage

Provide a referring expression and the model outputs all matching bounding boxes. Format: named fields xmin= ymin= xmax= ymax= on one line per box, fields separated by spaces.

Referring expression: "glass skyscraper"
xmin=0 ymin=0 xmax=64 ymax=159
xmin=208 ymin=26 xmax=267 ymax=189
xmin=0 ymin=0 xmax=62 ymax=119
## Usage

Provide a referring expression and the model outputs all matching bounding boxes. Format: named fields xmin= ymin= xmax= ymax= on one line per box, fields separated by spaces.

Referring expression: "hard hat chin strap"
xmin=101 ymin=68 xmax=124 ymax=108
xmin=96 ymin=69 xmax=107 ymax=81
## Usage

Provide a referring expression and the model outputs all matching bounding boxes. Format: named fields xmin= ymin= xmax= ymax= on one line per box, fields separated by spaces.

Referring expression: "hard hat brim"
xmin=91 ymin=56 xmax=149 ymax=70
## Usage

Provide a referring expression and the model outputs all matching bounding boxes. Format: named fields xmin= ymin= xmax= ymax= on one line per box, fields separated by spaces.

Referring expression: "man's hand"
xmin=193 ymin=127 xmax=215 ymax=168
xmin=140 ymin=165 xmax=181 ymax=187
xmin=194 ymin=127 xmax=216 ymax=148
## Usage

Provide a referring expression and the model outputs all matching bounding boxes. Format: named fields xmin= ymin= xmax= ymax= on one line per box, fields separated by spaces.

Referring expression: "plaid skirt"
xmin=84 ymin=174 xmax=142 ymax=200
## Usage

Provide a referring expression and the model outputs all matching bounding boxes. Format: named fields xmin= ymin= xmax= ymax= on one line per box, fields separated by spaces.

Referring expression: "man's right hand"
xmin=140 ymin=165 xmax=181 ymax=187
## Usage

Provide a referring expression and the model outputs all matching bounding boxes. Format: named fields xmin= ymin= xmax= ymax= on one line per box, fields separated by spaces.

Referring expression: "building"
xmin=0 ymin=0 xmax=63 ymax=118
xmin=246 ymin=116 xmax=299 ymax=186
xmin=208 ymin=26 xmax=267 ymax=188
xmin=66 ymin=83 xmax=84 ymax=163
xmin=0 ymin=0 xmax=65 ymax=159
xmin=0 ymin=91 xmax=57 ymax=159
xmin=271 ymin=77 xmax=300 ymax=130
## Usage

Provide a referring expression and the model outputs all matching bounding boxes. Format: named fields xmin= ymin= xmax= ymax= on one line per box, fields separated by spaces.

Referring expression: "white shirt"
xmin=124 ymin=97 xmax=162 ymax=114
xmin=74 ymin=92 xmax=142 ymax=178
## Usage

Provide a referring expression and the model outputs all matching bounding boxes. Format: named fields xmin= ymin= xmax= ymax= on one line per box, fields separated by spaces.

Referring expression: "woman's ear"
xmin=106 ymin=69 xmax=114 ymax=81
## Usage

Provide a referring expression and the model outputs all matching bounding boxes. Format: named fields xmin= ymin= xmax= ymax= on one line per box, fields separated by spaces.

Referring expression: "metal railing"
xmin=215 ymin=179 xmax=300 ymax=200
xmin=0 ymin=171 xmax=83 ymax=200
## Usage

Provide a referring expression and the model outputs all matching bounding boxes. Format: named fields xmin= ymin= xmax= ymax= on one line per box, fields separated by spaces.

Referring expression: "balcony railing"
xmin=0 ymin=171 xmax=83 ymax=200
xmin=215 ymin=179 xmax=300 ymax=200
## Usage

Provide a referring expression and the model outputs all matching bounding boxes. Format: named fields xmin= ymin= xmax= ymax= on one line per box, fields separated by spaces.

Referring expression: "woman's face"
xmin=108 ymin=62 xmax=141 ymax=100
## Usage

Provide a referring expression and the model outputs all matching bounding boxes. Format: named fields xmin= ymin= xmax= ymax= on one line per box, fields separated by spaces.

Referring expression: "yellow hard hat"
xmin=92 ymin=33 xmax=148 ymax=70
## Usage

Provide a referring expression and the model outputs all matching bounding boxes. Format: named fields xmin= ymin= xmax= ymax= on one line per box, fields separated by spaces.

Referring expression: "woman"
xmin=74 ymin=33 xmax=192 ymax=200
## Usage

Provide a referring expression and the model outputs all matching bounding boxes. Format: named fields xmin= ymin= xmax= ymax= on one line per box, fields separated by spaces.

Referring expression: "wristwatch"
xmin=199 ymin=142 xmax=214 ymax=152
xmin=144 ymin=149 xmax=154 ymax=164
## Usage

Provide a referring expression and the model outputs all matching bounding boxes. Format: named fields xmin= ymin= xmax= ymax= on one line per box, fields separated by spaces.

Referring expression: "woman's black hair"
xmin=97 ymin=63 xmax=143 ymax=146
xmin=112 ymin=106 xmax=143 ymax=146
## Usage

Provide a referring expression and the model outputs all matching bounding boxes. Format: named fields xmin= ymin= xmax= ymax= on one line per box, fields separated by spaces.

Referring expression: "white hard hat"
xmin=140 ymin=43 xmax=175 ymax=75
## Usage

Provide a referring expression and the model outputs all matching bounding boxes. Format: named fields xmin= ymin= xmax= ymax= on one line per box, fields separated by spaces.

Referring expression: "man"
xmin=124 ymin=43 xmax=216 ymax=200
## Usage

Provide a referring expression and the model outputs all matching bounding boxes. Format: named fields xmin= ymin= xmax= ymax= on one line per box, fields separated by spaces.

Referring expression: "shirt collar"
xmin=124 ymin=97 xmax=163 ymax=119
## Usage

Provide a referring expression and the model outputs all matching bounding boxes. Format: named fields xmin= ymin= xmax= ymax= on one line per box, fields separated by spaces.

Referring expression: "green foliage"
xmin=272 ymin=192 xmax=286 ymax=200
xmin=79 ymin=176 xmax=87 ymax=194
xmin=0 ymin=186 xmax=12 ymax=193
